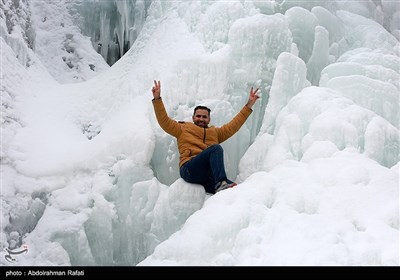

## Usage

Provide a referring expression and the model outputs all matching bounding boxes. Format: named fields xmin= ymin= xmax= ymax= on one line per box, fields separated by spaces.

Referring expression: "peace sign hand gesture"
xmin=152 ymin=80 xmax=161 ymax=99
xmin=246 ymin=87 xmax=260 ymax=109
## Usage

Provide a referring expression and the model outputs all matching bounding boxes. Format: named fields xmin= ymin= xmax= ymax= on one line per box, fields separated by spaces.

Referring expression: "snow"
xmin=1 ymin=0 xmax=399 ymax=266
xmin=141 ymin=150 xmax=398 ymax=266
xmin=29 ymin=0 xmax=109 ymax=83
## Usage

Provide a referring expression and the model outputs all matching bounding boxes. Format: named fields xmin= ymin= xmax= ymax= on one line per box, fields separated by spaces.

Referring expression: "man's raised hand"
xmin=152 ymin=80 xmax=161 ymax=99
xmin=246 ymin=86 xmax=260 ymax=109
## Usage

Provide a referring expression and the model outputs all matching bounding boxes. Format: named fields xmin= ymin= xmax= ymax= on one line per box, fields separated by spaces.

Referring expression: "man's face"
xmin=192 ymin=109 xmax=210 ymax=128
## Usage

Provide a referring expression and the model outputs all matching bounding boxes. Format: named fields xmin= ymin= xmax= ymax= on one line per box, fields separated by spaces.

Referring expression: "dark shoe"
xmin=215 ymin=180 xmax=237 ymax=193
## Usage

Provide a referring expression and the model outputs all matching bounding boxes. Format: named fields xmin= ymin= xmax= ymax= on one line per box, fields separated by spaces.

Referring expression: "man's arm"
xmin=151 ymin=80 xmax=181 ymax=138
xmin=217 ymin=87 xmax=260 ymax=143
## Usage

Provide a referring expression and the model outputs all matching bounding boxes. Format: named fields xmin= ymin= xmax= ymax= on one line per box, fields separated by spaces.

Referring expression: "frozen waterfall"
xmin=73 ymin=0 xmax=151 ymax=65
xmin=1 ymin=0 xmax=399 ymax=266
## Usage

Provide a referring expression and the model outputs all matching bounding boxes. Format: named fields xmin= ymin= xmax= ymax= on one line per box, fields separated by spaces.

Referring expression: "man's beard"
xmin=194 ymin=121 xmax=208 ymax=128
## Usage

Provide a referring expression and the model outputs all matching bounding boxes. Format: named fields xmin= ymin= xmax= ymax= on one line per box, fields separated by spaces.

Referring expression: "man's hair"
xmin=193 ymin=105 xmax=211 ymax=116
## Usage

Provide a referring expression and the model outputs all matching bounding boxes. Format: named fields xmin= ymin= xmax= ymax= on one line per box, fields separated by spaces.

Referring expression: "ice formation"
xmin=1 ymin=0 xmax=399 ymax=266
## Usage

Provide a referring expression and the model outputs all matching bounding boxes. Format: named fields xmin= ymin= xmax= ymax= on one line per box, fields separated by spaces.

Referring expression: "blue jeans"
xmin=179 ymin=144 xmax=233 ymax=194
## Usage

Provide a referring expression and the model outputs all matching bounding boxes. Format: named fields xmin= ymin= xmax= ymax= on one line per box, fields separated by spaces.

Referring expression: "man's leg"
xmin=180 ymin=144 xmax=228 ymax=193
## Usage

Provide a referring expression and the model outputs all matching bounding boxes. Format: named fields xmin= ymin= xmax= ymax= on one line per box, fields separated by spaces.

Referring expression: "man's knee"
xmin=209 ymin=144 xmax=223 ymax=153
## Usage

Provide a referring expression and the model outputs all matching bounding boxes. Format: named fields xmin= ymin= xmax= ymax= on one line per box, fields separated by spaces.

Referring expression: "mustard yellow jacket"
xmin=152 ymin=98 xmax=253 ymax=167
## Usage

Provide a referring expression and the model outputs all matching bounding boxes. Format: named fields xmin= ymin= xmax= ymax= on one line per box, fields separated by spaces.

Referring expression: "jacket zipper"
xmin=203 ymin=128 xmax=206 ymax=144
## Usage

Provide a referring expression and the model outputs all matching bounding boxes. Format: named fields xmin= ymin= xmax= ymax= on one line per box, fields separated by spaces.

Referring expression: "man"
xmin=151 ymin=80 xmax=260 ymax=194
